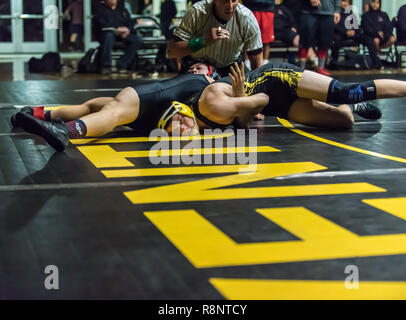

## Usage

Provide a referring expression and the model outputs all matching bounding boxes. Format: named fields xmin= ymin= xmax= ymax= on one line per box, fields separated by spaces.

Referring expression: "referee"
xmin=167 ymin=0 xmax=264 ymax=77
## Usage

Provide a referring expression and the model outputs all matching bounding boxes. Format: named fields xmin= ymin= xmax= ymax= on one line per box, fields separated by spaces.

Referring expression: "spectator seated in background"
xmin=395 ymin=4 xmax=406 ymax=45
xmin=361 ymin=0 xmax=396 ymax=58
xmin=160 ymin=0 xmax=177 ymax=39
xmin=93 ymin=0 xmax=142 ymax=75
xmin=331 ymin=0 xmax=361 ymax=63
xmin=274 ymin=0 xmax=299 ymax=48
xmin=329 ymin=0 xmax=382 ymax=69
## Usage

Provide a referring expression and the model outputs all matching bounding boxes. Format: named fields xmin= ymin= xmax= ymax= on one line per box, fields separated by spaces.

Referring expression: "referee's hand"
xmin=204 ymin=27 xmax=230 ymax=46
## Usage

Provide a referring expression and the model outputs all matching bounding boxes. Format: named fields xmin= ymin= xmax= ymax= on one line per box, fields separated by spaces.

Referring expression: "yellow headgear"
xmin=158 ymin=101 xmax=198 ymax=134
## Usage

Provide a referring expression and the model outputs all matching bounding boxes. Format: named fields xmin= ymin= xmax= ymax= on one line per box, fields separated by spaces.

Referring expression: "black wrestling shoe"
xmin=16 ymin=112 xmax=70 ymax=152
xmin=10 ymin=106 xmax=34 ymax=128
xmin=353 ymin=102 xmax=382 ymax=120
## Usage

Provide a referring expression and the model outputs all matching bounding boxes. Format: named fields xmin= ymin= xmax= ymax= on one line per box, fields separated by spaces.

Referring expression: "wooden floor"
xmin=1 ymin=61 xmax=406 ymax=299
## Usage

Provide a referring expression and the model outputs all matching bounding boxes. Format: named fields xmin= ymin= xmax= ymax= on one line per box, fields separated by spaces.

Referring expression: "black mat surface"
xmin=1 ymin=77 xmax=406 ymax=299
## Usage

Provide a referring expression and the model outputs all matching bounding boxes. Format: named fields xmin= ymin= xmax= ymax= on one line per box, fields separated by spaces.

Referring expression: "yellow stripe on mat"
xmin=277 ymin=118 xmax=406 ymax=164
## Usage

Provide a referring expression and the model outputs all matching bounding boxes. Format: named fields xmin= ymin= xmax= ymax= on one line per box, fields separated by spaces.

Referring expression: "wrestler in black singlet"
xmin=127 ymin=73 xmax=211 ymax=134
xmin=189 ymin=62 xmax=304 ymax=129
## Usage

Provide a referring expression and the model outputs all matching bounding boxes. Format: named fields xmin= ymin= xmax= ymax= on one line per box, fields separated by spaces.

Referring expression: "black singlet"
xmin=189 ymin=62 xmax=303 ymax=128
xmin=216 ymin=62 xmax=303 ymax=119
xmin=127 ymin=74 xmax=211 ymax=134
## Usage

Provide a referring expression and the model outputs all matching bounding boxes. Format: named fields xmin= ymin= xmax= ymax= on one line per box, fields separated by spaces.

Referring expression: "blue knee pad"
xmin=327 ymin=80 xmax=377 ymax=104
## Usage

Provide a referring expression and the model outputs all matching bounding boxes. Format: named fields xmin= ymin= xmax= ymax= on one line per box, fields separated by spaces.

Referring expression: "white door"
xmin=83 ymin=0 xmax=98 ymax=51
xmin=0 ymin=0 xmax=57 ymax=53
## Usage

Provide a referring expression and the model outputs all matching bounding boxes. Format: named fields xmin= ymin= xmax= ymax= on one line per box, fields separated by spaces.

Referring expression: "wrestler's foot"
xmin=352 ymin=102 xmax=382 ymax=120
xmin=10 ymin=106 xmax=34 ymax=128
xmin=16 ymin=112 xmax=70 ymax=152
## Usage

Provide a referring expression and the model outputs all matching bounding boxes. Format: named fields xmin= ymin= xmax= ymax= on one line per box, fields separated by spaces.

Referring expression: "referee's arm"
xmin=167 ymin=8 xmax=195 ymax=60
xmin=247 ymin=48 xmax=264 ymax=70
xmin=243 ymin=11 xmax=265 ymax=70
xmin=167 ymin=37 xmax=193 ymax=60
xmin=167 ymin=29 xmax=229 ymax=60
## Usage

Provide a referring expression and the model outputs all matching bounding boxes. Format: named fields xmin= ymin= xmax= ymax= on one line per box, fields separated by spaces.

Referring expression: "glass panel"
xmin=91 ymin=0 xmax=98 ymax=42
xmin=24 ymin=19 xmax=44 ymax=41
xmin=0 ymin=0 xmax=10 ymax=14
xmin=0 ymin=0 xmax=11 ymax=42
xmin=23 ymin=0 xmax=44 ymax=42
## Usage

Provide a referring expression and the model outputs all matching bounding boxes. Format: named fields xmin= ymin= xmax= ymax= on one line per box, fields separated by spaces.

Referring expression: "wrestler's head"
xmin=158 ymin=101 xmax=199 ymax=136
xmin=166 ymin=113 xmax=198 ymax=136
xmin=180 ymin=57 xmax=221 ymax=80
xmin=213 ymin=0 xmax=239 ymax=21
xmin=188 ymin=62 xmax=210 ymax=75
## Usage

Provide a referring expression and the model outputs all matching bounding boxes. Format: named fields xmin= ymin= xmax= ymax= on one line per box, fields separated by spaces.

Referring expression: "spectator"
xmin=361 ymin=0 xmax=396 ymax=61
xmin=274 ymin=0 xmax=299 ymax=48
xmin=160 ymin=0 xmax=177 ymax=39
xmin=279 ymin=0 xmax=302 ymax=24
xmin=331 ymin=0 xmax=361 ymax=62
xmin=93 ymin=0 xmax=142 ymax=74
xmin=330 ymin=0 xmax=380 ymax=69
xmin=243 ymin=0 xmax=275 ymax=64
xmin=396 ymin=4 xmax=406 ymax=45
xmin=278 ymin=0 xmax=318 ymax=67
xmin=167 ymin=0 xmax=263 ymax=77
xmin=64 ymin=0 xmax=84 ymax=51
xmin=299 ymin=0 xmax=341 ymax=76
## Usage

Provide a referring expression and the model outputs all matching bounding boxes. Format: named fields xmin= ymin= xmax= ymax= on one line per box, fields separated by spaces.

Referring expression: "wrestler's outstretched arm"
xmin=199 ymin=82 xmax=269 ymax=129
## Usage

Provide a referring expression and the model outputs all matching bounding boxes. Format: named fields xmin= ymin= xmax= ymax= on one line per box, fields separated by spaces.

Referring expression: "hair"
xmin=179 ymin=56 xmax=218 ymax=73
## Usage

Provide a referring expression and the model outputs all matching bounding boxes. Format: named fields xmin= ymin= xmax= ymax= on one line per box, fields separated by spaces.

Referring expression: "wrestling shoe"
xmin=10 ymin=106 xmax=34 ymax=128
xmin=352 ymin=102 xmax=382 ymax=120
xmin=16 ymin=112 xmax=70 ymax=152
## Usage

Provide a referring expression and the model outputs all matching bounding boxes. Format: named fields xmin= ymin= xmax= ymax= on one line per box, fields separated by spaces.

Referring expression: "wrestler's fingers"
xmin=230 ymin=65 xmax=238 ymax=80
xmin=241 ymin=62 xmax=245 ymax=79
xmin=228 ymin=73 xmax=236 ymax=84
xmin=233 ymin=62 xmax=242 ymax=80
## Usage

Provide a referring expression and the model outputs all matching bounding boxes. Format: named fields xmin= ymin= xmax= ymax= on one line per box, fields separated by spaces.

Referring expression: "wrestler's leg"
xmin=297 ymin=70 xmax=406 ymax=103
xmin=296 ymin=70 xmax=333 ymax=102
xmin=78 ymin=87 xmax=139 ymax=136
xmin=50 ymin=97 xmax=114 ymax=121
xmin=287 ymin=98 xmax=354 ymax=129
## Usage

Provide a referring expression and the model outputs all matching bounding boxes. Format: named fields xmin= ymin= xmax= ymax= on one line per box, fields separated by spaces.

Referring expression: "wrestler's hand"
xmin=205 ymin=26 xmax=230 ymax=45
xmin=229 ymin=62 xmax=246 ymax=97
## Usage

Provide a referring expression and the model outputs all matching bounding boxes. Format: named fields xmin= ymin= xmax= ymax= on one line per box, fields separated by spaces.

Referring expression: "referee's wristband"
xmin=188 ymin=37 xmax=205 ymax=52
